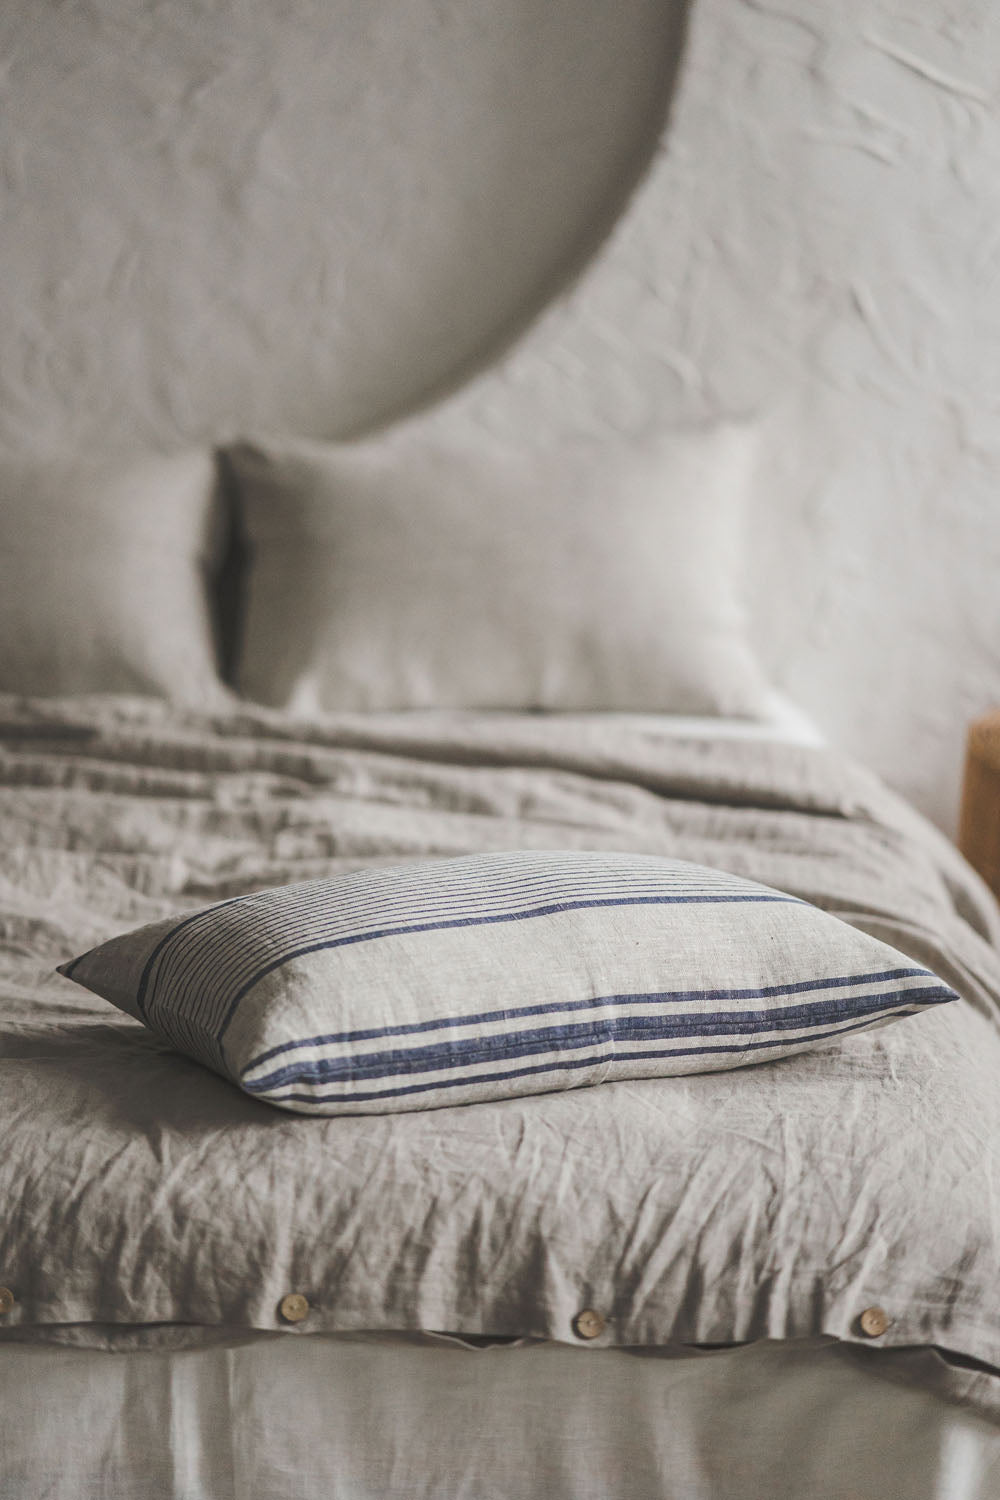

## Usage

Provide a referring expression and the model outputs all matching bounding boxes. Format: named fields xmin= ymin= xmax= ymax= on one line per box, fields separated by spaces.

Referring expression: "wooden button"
xmin=279 ymin=1292 xmax=310 ymax=1324
xmin=859 ymin=1306 xmax=891 ymax=1338
xmin=0 ymin=1287 xmax=14 ymax=1316
xmin=572 ymin=1308 xmax=606 ymax=1340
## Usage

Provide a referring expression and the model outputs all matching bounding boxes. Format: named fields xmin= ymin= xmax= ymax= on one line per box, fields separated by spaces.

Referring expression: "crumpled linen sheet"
xmin=1 ymin=695 xmax=999 ymax=1416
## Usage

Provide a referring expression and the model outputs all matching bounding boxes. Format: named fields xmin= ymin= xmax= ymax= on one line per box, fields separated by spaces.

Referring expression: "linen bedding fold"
xmin=0 ymin=694 xmax=999 ymax=1421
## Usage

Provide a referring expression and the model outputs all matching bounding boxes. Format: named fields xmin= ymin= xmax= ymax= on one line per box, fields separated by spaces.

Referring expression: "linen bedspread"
xmin=1 ymin=695 xmax=999 ymax=1415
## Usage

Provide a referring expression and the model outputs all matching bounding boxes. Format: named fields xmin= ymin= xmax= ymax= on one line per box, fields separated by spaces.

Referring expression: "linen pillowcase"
xmin=59 ymin=850 xmax=957 ymax=1115
xmin=0 ymin=451 xmax=231 ymax=705
xmin=223 ymin=425 xmax=772 ymax=715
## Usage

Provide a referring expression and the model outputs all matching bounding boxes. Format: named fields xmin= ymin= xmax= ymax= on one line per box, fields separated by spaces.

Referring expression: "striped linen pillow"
xmin=58 ymin=851 xmax=957 ymax=1115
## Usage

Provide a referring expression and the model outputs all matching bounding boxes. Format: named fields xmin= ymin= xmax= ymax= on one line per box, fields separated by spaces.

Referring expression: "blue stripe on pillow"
xmin=242 ymin=980 xmax=953 ymax=1096
xmin=160 ymin=877 xmax=780 ymax=1023
xmin=136 ymin=856 xmax=772 ymax=1023
xmin=241 ymin=965 xmax=933 ymax=1069
xmin=140 ymin=874 xmax=802 ymax=1042
xmin=266 ymin=1012 xmax=946 ymax=1108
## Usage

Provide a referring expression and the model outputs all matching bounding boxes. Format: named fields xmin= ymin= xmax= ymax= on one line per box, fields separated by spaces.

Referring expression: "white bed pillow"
xmin=0 ymin=451 xmax=231 ymax=705
xmin=224 ymin=425 xmax=773 ymax=715
xmin=59 ymin=850 xmax=956 ymax=1116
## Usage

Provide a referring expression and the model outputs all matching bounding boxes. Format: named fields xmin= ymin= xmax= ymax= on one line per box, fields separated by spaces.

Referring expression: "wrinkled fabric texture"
xmin=1 ymin=696 xmax=999 ymax=1417
xmin=2 ymin=1333 xmax=1000 ymax=1500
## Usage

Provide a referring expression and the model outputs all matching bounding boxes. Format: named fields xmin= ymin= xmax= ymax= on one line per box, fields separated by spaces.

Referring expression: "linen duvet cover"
xmin=1 ymin=694 xmax=1000 ymax=1433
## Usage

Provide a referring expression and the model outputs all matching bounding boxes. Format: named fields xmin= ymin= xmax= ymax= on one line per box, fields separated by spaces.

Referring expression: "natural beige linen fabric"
xmin=224 ymin=425 xmax=773 ymax=715
xmin=1 ymin=695 xmax=999 ymax=1413
xmin=59 ymin=849 xmax=957 ymax=1114
xmin=2 ymin=1334 xmax=999 ymax=1500
xmin=0 ymin=453 xmax=231 ymax=704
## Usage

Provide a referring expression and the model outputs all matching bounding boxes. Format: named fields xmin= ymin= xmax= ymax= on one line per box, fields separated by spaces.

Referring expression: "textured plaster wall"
xmin=3 ymin=0 xmax=1000 ymax=830
xmin=0 ymin=0 xmax=682 ymax=451
xmin=451 ymin=0 xmax=1000 ymax=834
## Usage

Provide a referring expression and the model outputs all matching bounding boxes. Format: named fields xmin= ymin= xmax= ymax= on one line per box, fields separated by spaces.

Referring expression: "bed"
xmin=2 ymin=426 xmax=1000 ymax=1498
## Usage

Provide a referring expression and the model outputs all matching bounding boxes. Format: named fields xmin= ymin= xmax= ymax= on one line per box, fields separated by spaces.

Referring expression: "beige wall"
xmin=0 ymin=0 xmax=682 ymax=452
